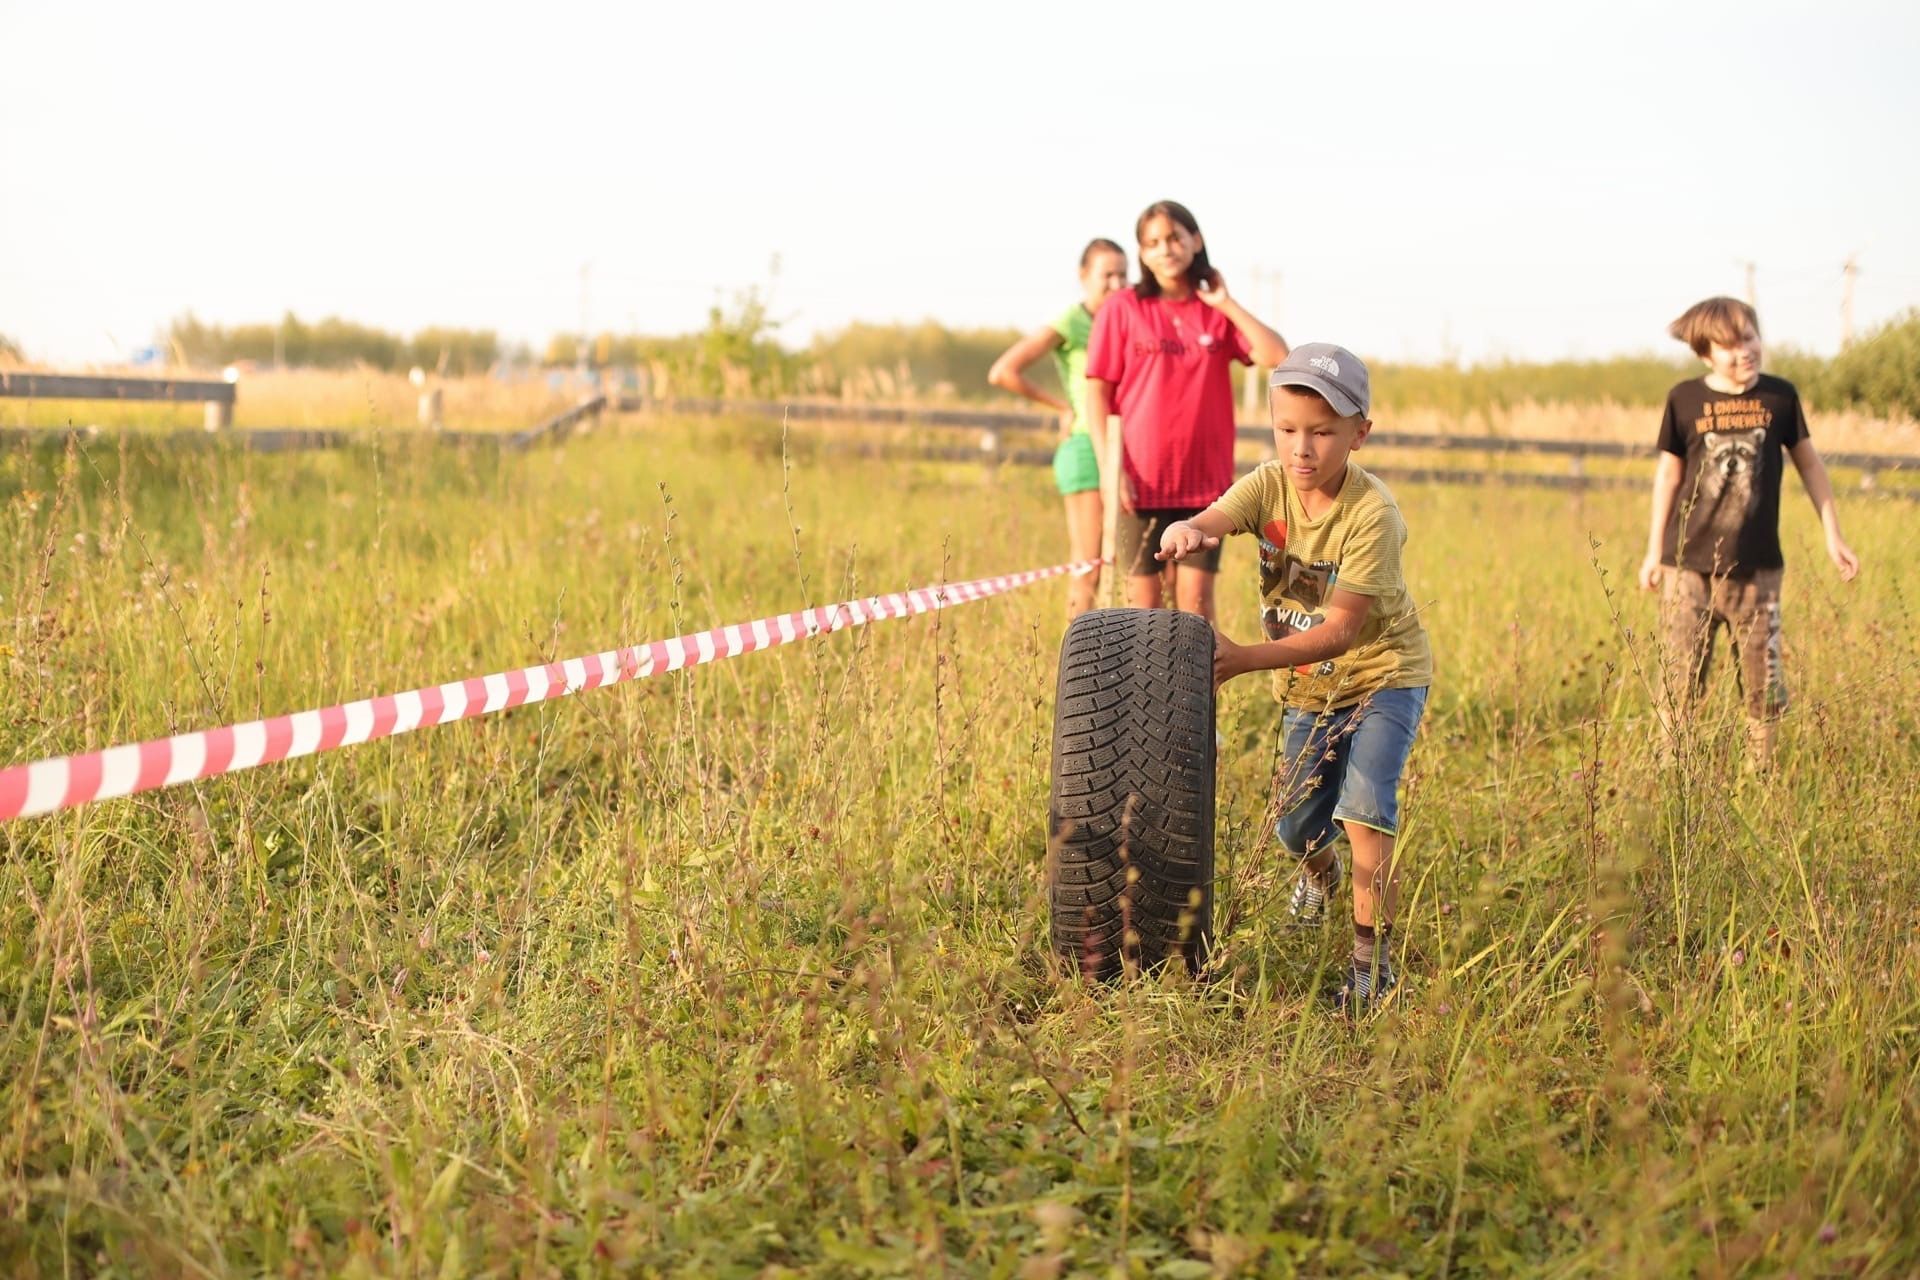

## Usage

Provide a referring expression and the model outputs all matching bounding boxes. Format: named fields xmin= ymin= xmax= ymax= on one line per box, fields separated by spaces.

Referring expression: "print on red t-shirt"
xmin=1085 ymin=287 xmax=1253 ymax=508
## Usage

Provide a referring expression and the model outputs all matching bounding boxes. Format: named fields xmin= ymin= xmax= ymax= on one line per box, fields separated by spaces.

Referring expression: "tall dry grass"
xmin=1 ymin=415 xmax=1917 ymax=1274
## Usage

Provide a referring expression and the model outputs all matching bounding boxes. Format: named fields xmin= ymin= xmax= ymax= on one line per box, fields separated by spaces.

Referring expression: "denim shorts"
xmin=1275 ymin=685 xmax=1428 ymax=850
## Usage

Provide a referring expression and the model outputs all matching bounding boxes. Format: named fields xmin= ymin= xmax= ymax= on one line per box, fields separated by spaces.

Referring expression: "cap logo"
xmin=1309 ymin=354 xmax=1340 ymax=377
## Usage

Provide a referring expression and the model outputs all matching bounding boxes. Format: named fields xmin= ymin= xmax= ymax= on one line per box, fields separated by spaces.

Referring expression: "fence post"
xmin=1100 ymin=414 xmax=1124 ymax=608
xmin=203 ymin=398 xmax=232 ymax=431
xmin=418 ymin=387 xmax=444 ymax=430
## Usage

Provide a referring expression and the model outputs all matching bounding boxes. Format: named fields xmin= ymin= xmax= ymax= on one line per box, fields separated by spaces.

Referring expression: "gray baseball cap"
xmin=1269 ymin=343 xmax=1370 ymax=418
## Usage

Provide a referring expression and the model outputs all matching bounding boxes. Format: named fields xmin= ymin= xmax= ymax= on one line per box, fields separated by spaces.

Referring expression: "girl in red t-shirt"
xmin=1085 ymin=200 xmax=1288 ymax=620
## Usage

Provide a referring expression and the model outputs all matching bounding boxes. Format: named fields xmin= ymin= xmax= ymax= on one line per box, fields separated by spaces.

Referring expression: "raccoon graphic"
xmin=1700 ymin=429 xmax=1761 ymax=516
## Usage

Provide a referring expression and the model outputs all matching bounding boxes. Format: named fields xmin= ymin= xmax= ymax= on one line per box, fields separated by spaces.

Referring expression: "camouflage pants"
xmin=1658 ymin=567 xmax=1787 ymax=721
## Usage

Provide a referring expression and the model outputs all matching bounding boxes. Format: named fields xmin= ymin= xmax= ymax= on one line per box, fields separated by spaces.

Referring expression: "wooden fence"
xmin=0 ymin=375 xmax=606 ymax=453
xmin=640 ymin=396 xmax=1919 ymax=497
xmin=5 ymin=383 xmax=1910 ymax=497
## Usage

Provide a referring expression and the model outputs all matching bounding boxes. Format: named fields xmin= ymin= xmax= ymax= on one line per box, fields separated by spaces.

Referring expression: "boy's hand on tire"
xmin=1157 ymin=521 xmax=1220 ymax=562
xmin=1212 ymin=629 xmax=1254 ymax=687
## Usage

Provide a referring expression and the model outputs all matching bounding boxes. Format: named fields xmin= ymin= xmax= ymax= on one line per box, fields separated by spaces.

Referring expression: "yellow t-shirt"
xmin=1214 ymin=460 xmax=1434 ymax=710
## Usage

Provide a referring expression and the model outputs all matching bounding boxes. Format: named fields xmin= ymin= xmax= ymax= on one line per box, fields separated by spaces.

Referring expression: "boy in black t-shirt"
xmin=1637 ymin=296 xmax=1861 ymax=762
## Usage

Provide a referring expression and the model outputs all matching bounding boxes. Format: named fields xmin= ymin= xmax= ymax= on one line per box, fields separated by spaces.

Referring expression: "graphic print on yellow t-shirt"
xmin=1254 ymin=517 xmax=1340 ymax=676
xmin=1216 ymin=462 xmax=1434 ymax=710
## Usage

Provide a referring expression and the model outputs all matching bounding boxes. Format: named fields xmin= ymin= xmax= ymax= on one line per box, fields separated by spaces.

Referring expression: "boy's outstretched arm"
xmin=1788 ymin=439 xmax=1861 ymax=580
xmin=1156 ymin=512 xmax=1370 ymax=685
xmin=1156 ymin=509 xmax=1235 ymax=562
xmin=1639 ymin=453 xmax=1685 ymax=591
xmin=1213 ymin=590 xmax=1370 ymax=687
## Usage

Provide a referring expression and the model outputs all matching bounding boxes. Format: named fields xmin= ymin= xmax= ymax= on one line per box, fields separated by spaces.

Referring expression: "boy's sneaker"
xmin=1286 ymin=852 xmax=1344 ymax=928
xmin=1333 ymin=959 xmax=1397 ymax=1013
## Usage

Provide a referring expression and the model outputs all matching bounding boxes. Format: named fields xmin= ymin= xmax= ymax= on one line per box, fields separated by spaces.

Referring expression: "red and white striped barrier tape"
xmin=1 ymin=556 xmax=1106 ymax=822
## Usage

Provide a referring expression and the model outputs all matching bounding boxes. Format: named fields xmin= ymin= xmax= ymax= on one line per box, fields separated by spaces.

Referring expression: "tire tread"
xmin=1047 ymin=608 xmax=1216 ymax=979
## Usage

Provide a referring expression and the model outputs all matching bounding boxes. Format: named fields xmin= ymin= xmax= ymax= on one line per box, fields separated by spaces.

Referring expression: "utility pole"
xmin=1740 ymin=260 xmax=1757 ymax=308
xmin=1840 ymin=255 xmax=1859 ymax=349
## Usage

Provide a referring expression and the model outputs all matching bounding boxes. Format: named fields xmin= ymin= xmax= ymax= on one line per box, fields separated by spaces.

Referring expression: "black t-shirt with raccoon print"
xmin=1656 ymin=374 xmax=1808 ymax=575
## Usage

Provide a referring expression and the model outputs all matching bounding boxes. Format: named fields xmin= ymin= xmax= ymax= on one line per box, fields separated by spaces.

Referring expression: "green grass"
xmin=2 ymin=417 xmax=1918 ymax=1276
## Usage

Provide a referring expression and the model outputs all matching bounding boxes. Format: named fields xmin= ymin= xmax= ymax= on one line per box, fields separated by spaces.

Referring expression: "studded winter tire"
xmin=1047 ymin=608 xmax=1216 ymax=980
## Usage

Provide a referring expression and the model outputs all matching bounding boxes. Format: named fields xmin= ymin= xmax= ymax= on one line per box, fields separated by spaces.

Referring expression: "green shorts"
xmin=1053 ymin=432 xmax=1100 ymax=496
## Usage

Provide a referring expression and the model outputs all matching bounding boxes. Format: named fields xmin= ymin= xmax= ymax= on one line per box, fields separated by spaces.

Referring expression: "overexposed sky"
xmin=4 ymin=0 xmax=1917 ymax=366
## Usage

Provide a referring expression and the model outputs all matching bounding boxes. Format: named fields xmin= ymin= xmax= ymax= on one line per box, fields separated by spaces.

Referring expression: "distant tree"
xmin=1823 ymin=310 xmax=1920 ymax=420
xmin=0 ymin=332 xmax=23 ymax=363
xmin=691 ymin=287 xmax=794 ymax=395
xmin=555 ymin=291 xmax=798 ymax=396
xmin=168 ymin=312 xmax=222 ymax=365
xmin=167 ymin=312 xmax=495 ymax=374
xmin=809 ymin=320 xmax=1026 ymax=398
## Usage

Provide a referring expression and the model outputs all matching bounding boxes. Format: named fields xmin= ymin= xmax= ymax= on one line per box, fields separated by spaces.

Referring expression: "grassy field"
xmin=3 ymin=416 xmax=1918 ymax=1276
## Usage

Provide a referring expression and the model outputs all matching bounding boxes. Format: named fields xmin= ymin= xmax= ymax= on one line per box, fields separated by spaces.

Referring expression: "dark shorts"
xmin=1659 ymin=566 xmax=1787 ymax=719
xmin=1117 ymin=507 xmax=1223 ymax=577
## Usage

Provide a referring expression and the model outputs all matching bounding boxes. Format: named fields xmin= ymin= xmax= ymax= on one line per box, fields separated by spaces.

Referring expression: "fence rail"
xmin=0 ymin=389 xmax=607 ymax=455
xmin=0 ymin=426 xmax=521 ymax=454
xmin=2 ymin=371 xmax=239 ymax=430
xmin=792 ymin=439 xmax=1652 ymax=493
xmin=511 ymin=394 xmax=606 ymax=447
xmin=0 ymin=373 xmax=238 ymax=405
xmin=5 ymin=392 xmax=1910 ymax=498
xmin=641 ymin=396 xmax=1919 ymax=488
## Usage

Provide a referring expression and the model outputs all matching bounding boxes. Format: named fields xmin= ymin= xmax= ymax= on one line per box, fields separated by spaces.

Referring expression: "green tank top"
xmin=1050 ymin=303 xmax=1094 ymax=434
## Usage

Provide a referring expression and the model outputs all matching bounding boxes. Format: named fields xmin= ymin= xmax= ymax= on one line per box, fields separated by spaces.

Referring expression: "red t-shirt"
xmin=1084 ymin=286 xmax=1253 ymax=508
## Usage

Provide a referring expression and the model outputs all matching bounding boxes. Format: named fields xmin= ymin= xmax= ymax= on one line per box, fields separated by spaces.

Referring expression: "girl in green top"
xmin=989 ymin=238 xmax=1129 ymax=617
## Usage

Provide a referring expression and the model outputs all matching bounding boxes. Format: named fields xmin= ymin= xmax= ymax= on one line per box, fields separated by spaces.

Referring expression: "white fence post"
xmin=1100 ymin=414 xmax=1124 ymax=607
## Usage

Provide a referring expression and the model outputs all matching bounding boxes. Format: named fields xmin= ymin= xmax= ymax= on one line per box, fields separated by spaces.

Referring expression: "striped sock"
xmin=1353 ymin=922 xmax=1392 ymax=971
